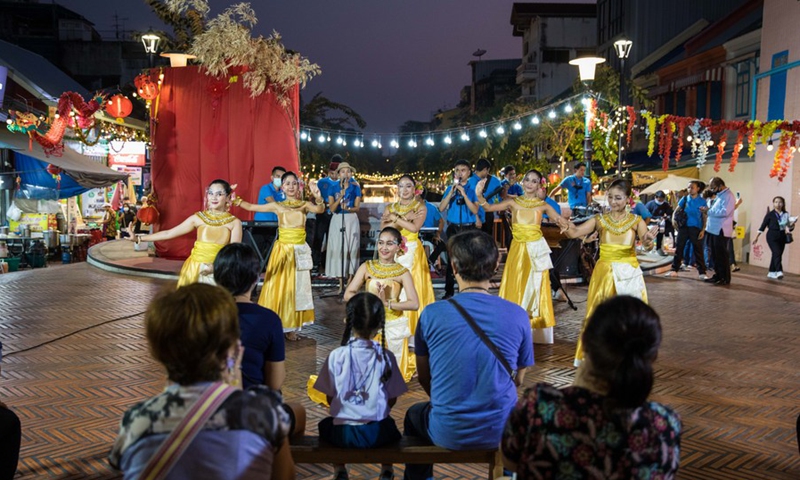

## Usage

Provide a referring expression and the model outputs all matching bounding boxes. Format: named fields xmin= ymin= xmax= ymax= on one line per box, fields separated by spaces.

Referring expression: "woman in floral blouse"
xmin=502 ymin=296 xmax=681 ymax=479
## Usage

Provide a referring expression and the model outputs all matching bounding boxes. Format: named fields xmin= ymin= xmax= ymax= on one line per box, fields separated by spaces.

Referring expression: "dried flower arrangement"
xmin=164 ymin=0 xmax=320 ymax=105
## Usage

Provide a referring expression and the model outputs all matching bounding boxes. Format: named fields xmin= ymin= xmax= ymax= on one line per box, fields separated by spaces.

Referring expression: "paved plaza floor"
xmin=0 ymin=261 xmax=798 ymax=479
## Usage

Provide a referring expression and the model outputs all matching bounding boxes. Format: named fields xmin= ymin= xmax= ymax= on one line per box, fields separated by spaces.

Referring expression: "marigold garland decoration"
xmin=642 ymin=111 xmax=658 ymax=157
xmin=626 ymin=106 xmax=636 ymax=146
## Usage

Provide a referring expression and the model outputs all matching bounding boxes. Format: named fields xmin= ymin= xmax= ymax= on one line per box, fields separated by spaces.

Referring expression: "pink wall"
xmin=749 ymin=0 xmax=800 ymax=273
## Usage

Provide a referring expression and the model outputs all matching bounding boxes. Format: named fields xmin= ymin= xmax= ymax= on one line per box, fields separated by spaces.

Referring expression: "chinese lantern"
xmin=548 ymin=173 xmax=561 ymax=185
xmin=46 ymin=164 xmax=62 ymax=176
xmin=137 ymin=205 xmax=159 ymax=225
xmin=105 ymin=94 xmax=133 ymax=123
xmin=137 ymin=77 xmax=159 ymax=101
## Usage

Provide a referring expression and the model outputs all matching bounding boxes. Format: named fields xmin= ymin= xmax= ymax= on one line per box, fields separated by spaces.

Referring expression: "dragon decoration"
xmin=7 ymin=91 xmax=106 ymax=157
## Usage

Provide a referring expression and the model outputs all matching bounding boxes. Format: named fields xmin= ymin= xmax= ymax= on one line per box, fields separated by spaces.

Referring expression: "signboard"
xmin=81 ymin=189 xmax=107 ymax=217
xmin=108 ymin=141 xmax=146 ymax=166
xmin=110 ymin=165 xmax=142 ymax=185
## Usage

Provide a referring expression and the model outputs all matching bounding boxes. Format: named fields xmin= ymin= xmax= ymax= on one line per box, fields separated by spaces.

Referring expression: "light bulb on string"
xmin=767 ymin=140 xmax=774 ymax=151
xmin=548 ymin=110 xmax=556 ymax=119
xmin=531 ymin=116 xmax=540 ymax=125
xmin=461 ymin=132 xmax=470 ymax=141
xmin=425 ymin=137 xmax=435 ymax=146
xmin=318 ymin=134 xmax=326 ymax=143
xmin=479 ymin=130 xmax=488 ymax=138
xmin=564 ymin=104 xmax=573 ymax=113
xmin=327 ymin=134 xmax=331 ymax=142
xmin=444 ymin=135 xmax=452 ymax=144
xmin=336 ymin=137 xmax=344 ymax=145
xmin=371 ymin=139 xmax=379 ymax=148
xmin=390 ymin=139 xmax=399 ymax=148
xmin=513 ymin=122 xmax=522 ymax=131
xmin=300 ymin=132 xmax=307 ymax=140
xmin=496 ymin=125 xmax=505 ymax=135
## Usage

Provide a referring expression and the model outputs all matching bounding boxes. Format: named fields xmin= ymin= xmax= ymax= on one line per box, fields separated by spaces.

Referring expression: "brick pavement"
xmin=0 ymin=263 xmax=798 ymax=478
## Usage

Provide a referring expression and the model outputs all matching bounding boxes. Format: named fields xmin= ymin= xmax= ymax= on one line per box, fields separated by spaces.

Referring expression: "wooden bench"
xmin=290 ymin=436 xmax=504 ymax=479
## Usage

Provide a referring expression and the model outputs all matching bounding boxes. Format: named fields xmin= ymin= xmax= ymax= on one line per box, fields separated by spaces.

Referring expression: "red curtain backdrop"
xmin=151 ymin=66 xmax=299 ymax=259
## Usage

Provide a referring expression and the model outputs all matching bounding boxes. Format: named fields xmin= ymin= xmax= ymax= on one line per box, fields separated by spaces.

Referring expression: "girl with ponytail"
xmin=502 ymin=296 xmax=681 ymax=479
xmin=313 ymin=292 xmax=408 ymax=480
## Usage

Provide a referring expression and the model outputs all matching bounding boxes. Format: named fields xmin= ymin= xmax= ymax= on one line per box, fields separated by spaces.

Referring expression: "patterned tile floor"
xmin=0 ymin=261 xmax=798 ymax=479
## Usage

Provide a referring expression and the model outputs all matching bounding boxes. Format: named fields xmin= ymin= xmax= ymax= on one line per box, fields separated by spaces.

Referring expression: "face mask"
xmin=273 ymin=178 xmax=282 ymax=188
xmin=123 ymin=207 xmax=129 ymax=212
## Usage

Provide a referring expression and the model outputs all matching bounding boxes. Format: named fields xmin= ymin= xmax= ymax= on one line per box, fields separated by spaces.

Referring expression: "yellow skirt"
xmin=177 ymin=257 xmax=206 ymax=287
xmin=574 ymin=258 xmax=648 ymax=365
xmin=499 ymin=238 xmax=555 ymax=330
xmin=404 ymin=238 xmax=436 ymax=335
xmin=258 ymin=240 xmax=314 ymax=332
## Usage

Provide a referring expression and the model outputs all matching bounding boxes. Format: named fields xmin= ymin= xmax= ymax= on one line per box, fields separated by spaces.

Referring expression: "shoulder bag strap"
xmin=447 ymin=298 xmax=515 ymax=380
xmin=140 ymin=382 xmax=237 ymax=480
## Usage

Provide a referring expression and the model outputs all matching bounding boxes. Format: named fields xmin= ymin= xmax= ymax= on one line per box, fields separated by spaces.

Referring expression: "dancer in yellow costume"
xmin=562 ymin=178 xmax=658 ymax=366
xmin=477 ymin=169 xmax=567 ymax=344
xmin=135 ymin=179 xmax=242 ymax=287
xmin=345 ymin=227 xmax=419 ymax=382
xmin=234 ymin=172 xmax=325 ymax=340
xmin=381 ymin=174 xmax=435 ymax=338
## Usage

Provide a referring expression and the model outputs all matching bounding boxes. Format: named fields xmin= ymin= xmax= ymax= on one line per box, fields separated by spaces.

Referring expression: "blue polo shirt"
xmin=467 ymin=174 xmax=502 ymax=223
xmin=423 ymin=201 xmax=442 ymax=229
xmin=678 ymin=195 xmax=705 ymax=229
xmin=254 ymin=183 xmax=284 ymax=222
xmin=442 ymin=183 xmax=477 ymax=225
xmin=559 ymin=174 xmax=592 ymax=208
xmin=317 ymin=177 xmax=337 ymax=213
xmin=507 ymin=183 xmax=523 ymax=196
xmin=543 ymin=196 xmax=562 ymax=220
xmin=328 ymin=181 xmax=362 ymax=213
xmin=632 ymin=202 xmax=652 ymax=220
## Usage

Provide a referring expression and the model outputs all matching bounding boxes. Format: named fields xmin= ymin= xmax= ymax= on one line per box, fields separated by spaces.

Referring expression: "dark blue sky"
xmin=57 ymin=0 xmax=592 ymax=133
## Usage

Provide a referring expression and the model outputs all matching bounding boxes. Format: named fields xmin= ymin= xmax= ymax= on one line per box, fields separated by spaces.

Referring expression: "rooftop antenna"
xmin=473 ymin=48 xmax=487 ymax=61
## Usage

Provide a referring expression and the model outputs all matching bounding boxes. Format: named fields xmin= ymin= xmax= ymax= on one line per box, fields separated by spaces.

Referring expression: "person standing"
xmin=549 ymin=162 xmax=592 ymax=210
xmin=701 ymin=177 xmax=736 ymax=286
xmin=754 ymin=196 xmax=797 ymax=279
xmin=501 ymin=165 xmax=524 ymax=198
xmin=101 ymin=203 xmax=118 ymax=241
xmin=313 ymin=157 xmax=341 ymax=272
xmin=468 ymin=158 xmax=503 ymax=238
xmin=234 ymin=172 xmax=325 ymax=340
xmin=562 ymin=179 xmax=658 ymax=366
xmin=118 ymin=202 xmax=136 ymax=239
xmin=326 ymin=162 xmax=363 ymax=293
xmin=665 ymin=181 xmax=708 ymax=279
xmin=477 ymin=169 xmax=567 ymax=344
xmin=135 ymin=180 xmax=243 ymax=287
xmin=437 ymin=160 xmax=479 ymax=299
xmin=645 ymin=190 xmax=673 ymax=256
xmin=403 ymin=230 xmax=533 ymax=480
xmin=255 ymin=166 xmax=287 ymax=223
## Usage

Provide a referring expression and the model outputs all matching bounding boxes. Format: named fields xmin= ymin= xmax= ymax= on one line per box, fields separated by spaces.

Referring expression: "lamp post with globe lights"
xmin=569 ymin=56 xmax=606 ymax=168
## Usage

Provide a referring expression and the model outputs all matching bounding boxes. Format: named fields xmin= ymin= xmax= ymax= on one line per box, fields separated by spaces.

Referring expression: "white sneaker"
xmin=768 ymin=272 xmax=777 ymax=279
xmin=664 ymin=271 xmax=676 ymax=277
xmin=777 ymin=271 xmax=784 ymax=279
xmin=698 ymin=274 xmax=708 ymax=280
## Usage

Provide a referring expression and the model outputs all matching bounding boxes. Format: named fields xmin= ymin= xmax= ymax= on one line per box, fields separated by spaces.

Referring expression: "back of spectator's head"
xmin=343 ymin=292 xmax=392 ymax=383
xmin=214 ymin=243 xmax=261 ymax=296
xmin=146 ymin=284 xmax=240 ymax=386
xmin=475 ymin=158 xmax=492 ymax=173
xmin=582 ymin=296 xmax=662 ymax=410
xmin=447 ymin=230 xmax=498 ymax=282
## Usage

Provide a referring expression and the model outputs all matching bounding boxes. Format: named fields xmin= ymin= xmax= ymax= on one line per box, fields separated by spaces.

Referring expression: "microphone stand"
xmin=320 ymin=179 xmax=352 ymax=300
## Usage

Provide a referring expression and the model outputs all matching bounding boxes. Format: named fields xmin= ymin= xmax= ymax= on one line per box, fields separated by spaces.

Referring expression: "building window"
xmin=768 ymin=50 xmax=789 ymax=121
xmin=734 ymin=61 xmax=751 ymax=118
xmin=542 ymin=49 xmax=570 ymax=63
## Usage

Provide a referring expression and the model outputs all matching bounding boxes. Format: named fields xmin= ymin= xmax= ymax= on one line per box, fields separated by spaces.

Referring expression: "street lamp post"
xmin=569 ymin=56 xmax=606 ymax=168
xmin=614 ymin=39 xmax=633 ymax=178
xmin=141 ymin=30 xmax=162 ymax=68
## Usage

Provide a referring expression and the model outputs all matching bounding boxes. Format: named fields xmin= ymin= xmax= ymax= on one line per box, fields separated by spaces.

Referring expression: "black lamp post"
xmin=569 ymin=56 xmax=606 ymax=167
xmin=614 ymin=38 xmax=633 ymax=178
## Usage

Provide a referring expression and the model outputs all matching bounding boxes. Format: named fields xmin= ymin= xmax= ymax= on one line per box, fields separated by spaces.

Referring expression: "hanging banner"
xmin=110 ymin=165 xmax=142 ymax=185
xmin=109 ymin=141 xmax=146 ymax=166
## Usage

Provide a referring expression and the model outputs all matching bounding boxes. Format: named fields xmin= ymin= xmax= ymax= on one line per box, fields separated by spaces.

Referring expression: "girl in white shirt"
xmin=313 ymin=292 xmax=408 ymax=480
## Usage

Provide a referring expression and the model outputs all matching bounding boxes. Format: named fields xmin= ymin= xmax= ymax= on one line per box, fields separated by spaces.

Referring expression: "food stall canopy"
xmin=0 ymin=129 xmax=128 ymax=194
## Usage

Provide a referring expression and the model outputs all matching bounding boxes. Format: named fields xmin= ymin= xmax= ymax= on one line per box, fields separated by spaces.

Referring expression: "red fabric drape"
xmin=151 ymin=66 xmax=299 ymax=260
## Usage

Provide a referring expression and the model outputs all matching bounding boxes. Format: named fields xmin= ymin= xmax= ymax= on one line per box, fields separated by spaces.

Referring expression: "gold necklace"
xmin=598 ymin=212 xmax=639 ymax=235
xmin=366 ymin=260 xmax=407 ymax=279
xmin=280 ymin=199 xmax=305 ymax=208
xmin=514 ymin=196 xmax=545 ymax=208
xmin=390 ymin=199 xmax=420 ymax=216
xmin=196 ymin=210 xmax=236 ymax=226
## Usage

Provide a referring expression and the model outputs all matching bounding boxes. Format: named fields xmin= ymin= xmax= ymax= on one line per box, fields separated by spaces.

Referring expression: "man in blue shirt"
xmin=549 ymin=162 xmax=593 ymax=209
xmin=501 ymin=165 xmax=524 ymax=198
xmin=255 ymin=166 xmax=286 ymax=223
xmin=404 ymin=230 xmax=533 ymax=480
xmin=468 ymin=158 xmax=502 ymax=238
xmin=666 ymin=180 xmax=708 ymax=279
xmin=312 ymin=156 xmax=341 ymax=272
xmin=702 ymin=177 xmax=736 ymax=286
xmin=438 ymin=159 xmax=479 ymax=299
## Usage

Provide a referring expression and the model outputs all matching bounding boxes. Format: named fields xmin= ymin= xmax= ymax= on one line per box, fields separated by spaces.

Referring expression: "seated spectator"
xmin=404 ymin=230 xmax=534 ymax=480
xmin=0 ymin=341 xmax=21 ymax=479
xmin=109 ymin=284 xmax=302 ymax=479
xmin=313 ymin=292 xmax=407 ymax=480
xmin=502 ymin=296 xmax=681 ymax=478
xmin=214 ymin=243 xmax=286 ymax=391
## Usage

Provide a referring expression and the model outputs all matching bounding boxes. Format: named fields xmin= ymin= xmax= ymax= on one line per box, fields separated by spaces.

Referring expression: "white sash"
xmin=610 ymin=262 xmax=646 ymax=298
xmin=294 ymin=244 xmax=314 ymax=311
xmin=383 ymin=316 xmax=411 ymax=362
xmin=521 ymin=238 xmax=553 ymax=318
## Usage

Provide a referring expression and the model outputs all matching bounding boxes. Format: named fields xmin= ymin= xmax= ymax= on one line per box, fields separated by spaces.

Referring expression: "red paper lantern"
xmin=548 ymin=173 xmax=561 ymax=185
xmin=137 ymin=206 xmax=159 ymax=225
xmin=135 ymin=74 xmax=159 ymax=101
xmin=105 ymin=94 xmax=133 ymax=121
xmin=46 ymin=164 xmax=62 ymax=176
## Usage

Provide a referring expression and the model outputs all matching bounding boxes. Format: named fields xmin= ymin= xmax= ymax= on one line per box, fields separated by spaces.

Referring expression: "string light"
xmin=425 ymin=137 xmax=435 ymax=146
xmin=461 ymin=132 xmax=470 ymax=141
xmin=478 ymin=130 xmax=488 ymax=138
xmin=564 ymin=104 xmax=573 ymax=113
xmin=390 ymin=139 xmax=399 ymax=148
xmin=444 ymin=135 xmax=452 ymax=144
xmin=513 ymin=122 xmax=522 ymax=131
xmin=495 ymin=126 xmax=505 ymax=135
xmin=371 ymin=139 xmax=379 ymax=147
xmin=318 ymin=134 xmax=326 ymax=143
xmin=767 ymin=140 xmax=774 ymax=151
xmin=300 ymin=132 xmax=307 ymax=140
xmin=548 ymin=110 xmax=556 ymax=119
xmin=531 ymin=116 xmax=540 ymax=125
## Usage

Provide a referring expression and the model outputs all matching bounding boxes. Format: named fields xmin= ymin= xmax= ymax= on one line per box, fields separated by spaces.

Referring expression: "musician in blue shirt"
xmin=255 ymin=166 xmax=286 ymax=222
xmin=326 ymin=162 xmax=362 ymax=291
xmin=468 ymin=158 xmax=503 ymax=238
xmin=549 ymin=162 xmax=593 ymax=209
xmin=501 ymin=165 xmax=524 ymax=197
xmin=312 ymin=157 xmax=341 ymax=272
xmin=438 ymin=159 xmax=479 ymax=298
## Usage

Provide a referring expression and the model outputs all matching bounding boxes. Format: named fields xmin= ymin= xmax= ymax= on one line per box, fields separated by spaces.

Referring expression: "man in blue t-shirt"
xmin=405 ymin=230 xmax=534 ymax=480
xmin=501 ymin=165 xmax=524 ymax=198
xmin=666 ymin=180 xmax=708 ymax=278
xmin=438 ymin=159 xmax=479 ymax=299
xmin=468 ymin=158 xmax=502 ymax=238
xmin=311 ymin=156 xmax=341 ymax=272
xmin=255 ymin=166 xmax=286 ymax=222
xmin=549 ymin=162 xmax=593 ymax=209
